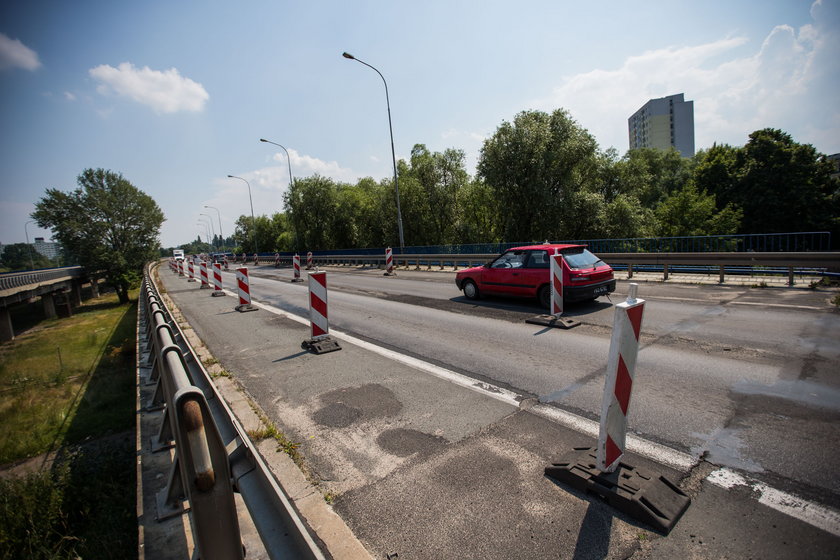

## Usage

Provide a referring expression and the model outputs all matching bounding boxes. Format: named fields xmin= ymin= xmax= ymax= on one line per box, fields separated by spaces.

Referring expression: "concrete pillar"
xmin=42 ymin=292 xmax=57 ymax=318
xmin=0 ymin=306 xmax=14 ymax=342
xmin=70 ymin=280 xmax=83 ymax=308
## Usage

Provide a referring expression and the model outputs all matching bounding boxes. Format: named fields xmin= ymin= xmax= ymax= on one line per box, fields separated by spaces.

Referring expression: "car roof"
xmin=508 ymin=243 xmax=586 ymax=252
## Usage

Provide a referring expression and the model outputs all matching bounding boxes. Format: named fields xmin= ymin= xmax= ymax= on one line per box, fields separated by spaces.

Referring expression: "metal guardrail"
xmin=141 ymin=266 xmax=326 ymax=560
xmin=0 ymin=266 xmax=84 ymax=292
xmin=293 ymin=252 xmax=839 ymax=286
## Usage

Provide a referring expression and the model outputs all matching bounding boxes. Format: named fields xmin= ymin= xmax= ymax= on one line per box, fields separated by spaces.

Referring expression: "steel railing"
xmin=273 ymin=252 xmax=839 ymax=286
xmin=0 ymin=266 xmax=84 ymax=292
xmin=141 ymin=265 xmax=326 ymax=560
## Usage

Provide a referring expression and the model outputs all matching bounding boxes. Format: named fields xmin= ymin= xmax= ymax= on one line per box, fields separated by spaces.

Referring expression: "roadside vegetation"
xmin=0 ymin=289 xmax=137 ymax=559
xmin=178 ymin=118 xmax=837 ymax=255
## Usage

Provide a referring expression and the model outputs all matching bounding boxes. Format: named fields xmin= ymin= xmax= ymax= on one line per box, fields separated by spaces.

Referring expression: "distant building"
xmin=33 ymin=237 xmax=61 ymax=260
xmin=827 ymin=153 xmax=840 ymax=180
xmin=628 ymin=93 xmax=695 ymax=157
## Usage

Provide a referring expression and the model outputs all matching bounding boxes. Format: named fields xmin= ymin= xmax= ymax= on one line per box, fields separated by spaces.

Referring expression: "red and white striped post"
xmin=550 ymin=250 xmax=563 ymax=317
xmin=306 ymin=251 xmax=313 ymax=270
xmin=235 ymin=267 xmax=257 ymax=312
xmin=187 ymin=258 xmax=197 ymax=282
xmin=199 ymin=260 xmax=210 ymax=289
xmin=308 ymin=272 xmax=329 ymax=339
xmin=223 ymin=256 xmax=229 ymax=270
xmin=274 ymin=252 xmax=280 ymax=268
xmin=291 ymin=253 xmax=303 ymax=282
xmin=178 ymin=259 xmax=185 ymax=277
xmin=253 ymin=253 xmax=259 ymax=266
xmin=597 ymin=283 xmax=646 ymax=472
xmin=212 ymin=262 xmax=225 ymax=297
xmin=302 ymin=271 xmax=341 ymax=354
xmin=384 ymin=246 xmax=395 ymax=276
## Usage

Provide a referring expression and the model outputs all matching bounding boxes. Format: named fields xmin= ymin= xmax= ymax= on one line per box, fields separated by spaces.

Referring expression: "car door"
xmin=519 ymin=249 xmax=551 ymax=297
xmin=479 ymin=250 xmax=529 ymax=296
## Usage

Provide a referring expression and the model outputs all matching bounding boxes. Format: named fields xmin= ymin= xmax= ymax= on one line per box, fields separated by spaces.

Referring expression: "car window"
xmin=491 ymin=251 xmax=526 ymax=269
xmin=525 ymin=250 xmax=550 ymax=269
xmin=562 ymin=248 xmax=604 ymax=270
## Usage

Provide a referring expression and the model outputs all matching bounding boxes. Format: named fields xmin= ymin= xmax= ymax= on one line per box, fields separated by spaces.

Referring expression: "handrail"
xmin=0 ymin=266 xmax=84 ymax=292
xmin=142 ymin=264 xmax=326 ymax=560
xmin=287 ymin=251 xmax=839 ymax=286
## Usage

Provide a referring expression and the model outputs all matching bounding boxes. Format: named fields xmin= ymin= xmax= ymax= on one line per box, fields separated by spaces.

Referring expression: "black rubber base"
xmin=525 ymin=314 xmax=580 ymax=329
xmin=301 ymin=336 xmax=342 ymax=354
xmin=545 ymin=446 xmax=690 ymax=534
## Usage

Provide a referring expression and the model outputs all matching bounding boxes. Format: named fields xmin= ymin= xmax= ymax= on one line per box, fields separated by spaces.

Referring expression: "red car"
xmin=455 ymin=244 xmax=616 ymax=308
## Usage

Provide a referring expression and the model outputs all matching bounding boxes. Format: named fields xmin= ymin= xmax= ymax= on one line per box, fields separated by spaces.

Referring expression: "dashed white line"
xmin=708 ymin=468 xmax=840 ymax=537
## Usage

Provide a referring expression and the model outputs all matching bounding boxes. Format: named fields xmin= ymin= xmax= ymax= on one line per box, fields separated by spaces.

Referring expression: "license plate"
xmin=594 ymin=286 xmax=608 ymax=295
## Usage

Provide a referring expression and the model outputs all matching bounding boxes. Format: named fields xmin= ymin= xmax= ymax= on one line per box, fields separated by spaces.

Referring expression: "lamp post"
xmin=342 ymin=51 xmax=405 ymax=250
xmin=227 ymin=175 xmax=259 ymax=256
xmin=204 ymin=205 xmax=224 ymax=251
xmin=197 ymin=221 xmax=211 ymax=250
xmin=259 ymin=139 xmax=294 ymax=189
xmin=199 ymin=213 xmax=216 ymax=250
xmin=24 ymin=220 xmax=36 ymax=270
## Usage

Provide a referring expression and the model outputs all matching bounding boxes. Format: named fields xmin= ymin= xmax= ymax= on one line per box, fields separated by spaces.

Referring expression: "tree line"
xmin=229 ymin=109 xmax=839 ymax=253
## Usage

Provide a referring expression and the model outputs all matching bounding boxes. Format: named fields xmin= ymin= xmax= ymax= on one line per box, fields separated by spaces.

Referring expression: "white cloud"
xmin=268 ymin=149 xmax=358 ymax=184
xmin=0 ymin=33 xmax=40 ymax=71
xmin=207 ymin=151 xmax=359 ymax=226
xmin=63 ymin=91 xmax=76 ymax=101
xmin=537 ymin=0 xmax=839 ymax=154
xmin=89 ymin=62 xmax=209 ymax=114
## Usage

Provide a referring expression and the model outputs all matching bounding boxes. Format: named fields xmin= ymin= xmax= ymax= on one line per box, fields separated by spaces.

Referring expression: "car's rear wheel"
xmin=538 ymin=285 xmax=551 ymax=309
xmin=463 ymin=280 xmax=480 ymax=300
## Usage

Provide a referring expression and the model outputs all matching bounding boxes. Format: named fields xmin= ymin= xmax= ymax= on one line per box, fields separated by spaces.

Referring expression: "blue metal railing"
xmin=216 ymin=231 xmax=832 ymax=258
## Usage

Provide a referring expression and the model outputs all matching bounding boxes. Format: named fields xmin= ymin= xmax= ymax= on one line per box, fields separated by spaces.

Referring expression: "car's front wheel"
xmin=463 ymin=280 xmax=480 ymax=300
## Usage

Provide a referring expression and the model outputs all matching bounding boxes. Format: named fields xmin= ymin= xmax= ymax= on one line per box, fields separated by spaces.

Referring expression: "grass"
xmin=0 ymin=288 xmax=137 ymax=559
xmin=0 ymin=291 xmax=136 ymax=463
xmin=245 ymin=400 xmax=303 ymax=466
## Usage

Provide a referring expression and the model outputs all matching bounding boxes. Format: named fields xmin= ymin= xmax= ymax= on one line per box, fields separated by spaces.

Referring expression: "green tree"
xmin=734 ymin=129 xmax=837 ymax=235
xmin=456 ymin=179 xmax=499 ymax=243
xmin=0 ymin=243 xmax=55 ymax=271
xmin=654 ymin=183 xmax=742 ymax=237
xmin=477 ymin=109 xmax=602 ymax=241
xmin=33 ymin=169 xmax=163 ymax=303
xmin=402 ymin=145 xmax=470 ymax=245
xmin=283 ymin=175 xmax=341 ymax=251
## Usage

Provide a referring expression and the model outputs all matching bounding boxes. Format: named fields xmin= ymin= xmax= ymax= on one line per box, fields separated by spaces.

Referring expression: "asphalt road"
xmin=241 ymin=265 xmax=840 ymax=503
xmin=160 ymin=263 xmax=840 ymax=558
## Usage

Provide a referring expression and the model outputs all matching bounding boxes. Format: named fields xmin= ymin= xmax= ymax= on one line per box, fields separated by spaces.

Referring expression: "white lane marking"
xmin=729 ymin=301 xmax=824 ymax=311
xmin=530 ymin=404 xmax=697 ymax=472
xmin=237 ymin=291 xmax=522 ymax=407
xmin=229 ymin=288 xmax=840 ymax=537
xmin=708 ymin=468 xmax=840 ymax=537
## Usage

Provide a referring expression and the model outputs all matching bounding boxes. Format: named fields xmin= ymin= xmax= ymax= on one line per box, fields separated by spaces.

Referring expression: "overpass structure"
xmin=0 ymin=267 xmax=98 ymax=342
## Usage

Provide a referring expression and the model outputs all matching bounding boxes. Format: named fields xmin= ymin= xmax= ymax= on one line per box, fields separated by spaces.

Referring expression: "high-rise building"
xmin=628 ymin=93 xmax=695 ymax=157
xmin=33 ymin=237 xmax=61 ymax=260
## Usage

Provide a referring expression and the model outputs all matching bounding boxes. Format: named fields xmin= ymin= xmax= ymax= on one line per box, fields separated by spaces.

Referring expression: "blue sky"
xmin=1 ymin=0 xmax=838 ymax=248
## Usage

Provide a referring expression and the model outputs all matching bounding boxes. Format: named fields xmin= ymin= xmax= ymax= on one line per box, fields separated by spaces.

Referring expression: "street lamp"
xmin=197 ymin=221 xmax=211 ymax=249
xmin=259 ymin=138 xmax=294 ymax=189
xmin=204 ymin=205 xmax=224 ymax=251
xmin=199 ymin=213 xmax=216 ymax=250
xmin=342 ymin=51 xmax=405 ymax=250
xmin=24 ymin=220 xmax=36 ymax=270
xmin=227 ymin=175 xmax=259 ymax=256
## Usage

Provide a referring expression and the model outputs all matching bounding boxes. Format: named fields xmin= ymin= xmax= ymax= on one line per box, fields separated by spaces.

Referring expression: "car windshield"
xmin=562 ymin=248 xmax=604 ymax=270
xmin=491 ymin=251 xmax=526 ymax=268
